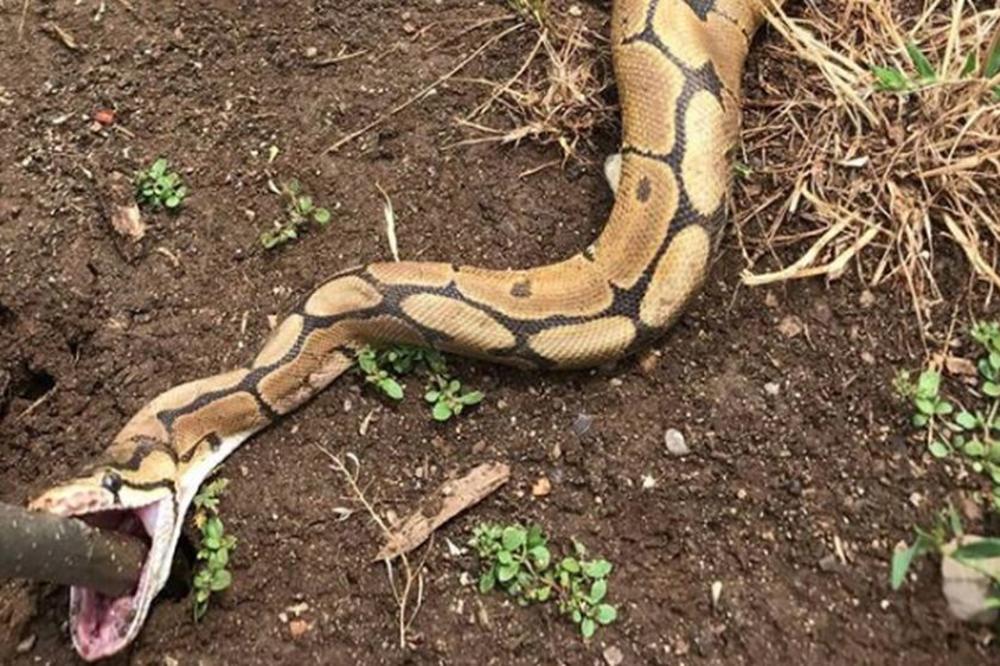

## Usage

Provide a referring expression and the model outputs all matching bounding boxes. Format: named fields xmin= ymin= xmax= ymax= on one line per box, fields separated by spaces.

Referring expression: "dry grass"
xmin=452 ymin=3 xmax=615 ymax=169
xmin=737 ymin=0 xmax=1000 ymax=331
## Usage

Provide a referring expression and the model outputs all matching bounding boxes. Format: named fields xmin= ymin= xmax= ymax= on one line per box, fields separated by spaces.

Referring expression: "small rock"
xmin=402 ymin=21 xmax=417 ymax=33
xmin=15 ymin=634 xmax=35 ymax=654
xmin=908 ymin=492 xmax=923 ymax=508
xmin=777 ymin=314 xmax=804 ymax=338
xmin=859 ymin=290 xmax=875 ymax=308
xmin=818 ymin=554 xmax=840 ymax=572
xmin=710 ymin=581 xmax=723 ymax=608
xmin=603 ymin=645 xmax=624 ymax=666
xmin=532 ymin=476 xmax=551 ymax=497
xmin=163 ymin=657 xmax=180 ymax=666
xmin=664 ymin=428 xmax=689 ymax=456
xmin=303 ymin=46 xmax=318 ymax=58
xmin=860 ymin=351 xmax=875 ymax=365
xmin=288 ymin=618 xmax=311 ymax=639
xmin=568 ymin=4 xmax=583 ymax=16
xmin=763 ymin=381 xmax=780 ymax=396
xmin=736 ymin=488 xmax=747 ymax=500
xmin=638 ymin=349 xmax=660 ymax=375
xmin=674 ymin=638 xmax=690 ymax=656
xmin=571 ymin=413 xmax=593 ymax=436
xmin=94 ymin=108 xmax=115 ymax=125
xmin=941 ymin=535 xmax=1000 ymax=624
xmin=764 ymin=291 xmax=779 ymax=308
xmin=641 ymin=474 xmax=657 ymax=489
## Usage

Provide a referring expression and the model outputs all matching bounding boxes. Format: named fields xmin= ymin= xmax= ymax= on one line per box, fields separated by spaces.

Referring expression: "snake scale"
xmin=29 ymin=0 xmax=770 ymax=659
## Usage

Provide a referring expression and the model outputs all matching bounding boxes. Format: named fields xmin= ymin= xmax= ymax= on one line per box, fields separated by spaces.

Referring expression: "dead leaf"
xmin=375 ymin=462 xmax=509 ymax=561
xmin=110 ymin=204 xmax=145 ymax=241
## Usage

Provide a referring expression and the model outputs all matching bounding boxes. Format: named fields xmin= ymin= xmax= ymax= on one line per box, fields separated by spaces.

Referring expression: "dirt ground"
xmin=0 ymin=0 xmax=996 ymax=664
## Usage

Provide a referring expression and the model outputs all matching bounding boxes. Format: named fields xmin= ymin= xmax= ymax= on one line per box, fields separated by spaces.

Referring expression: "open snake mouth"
xmin=69 ymin=498 xmax=176 ymax=662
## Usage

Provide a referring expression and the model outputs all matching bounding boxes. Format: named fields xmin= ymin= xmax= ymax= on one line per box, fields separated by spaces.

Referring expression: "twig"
xmin=316 ymin=445 xmax=426 ymax=648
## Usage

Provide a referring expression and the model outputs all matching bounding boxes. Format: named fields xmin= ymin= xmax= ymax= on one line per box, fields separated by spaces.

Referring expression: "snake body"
xmin=30 ymin=0 xmax=768 ymax=659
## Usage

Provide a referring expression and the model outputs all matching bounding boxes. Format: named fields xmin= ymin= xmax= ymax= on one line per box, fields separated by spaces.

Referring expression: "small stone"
xmin=641 ymin=474 xmax=657 ymax=489
xmin=603 ymin=645 xmax=624 ymax=666
xmin=94 ymin=108 xmax=115 ymax=125
xmin=941 ymin=535 xmax=1000 ymax=624
xmin=571 ymin=413 xmax=593 ymax=436
xmin=777 ymin=315 xmax=804 ymax=338
xmin=861 ymin=351 xmax=875 ymax=365
xmin=638 ymin=349 xmax=660 ymax=375
xmin=664 ymin=428 xmax=689 ymax=456
xmin=402 ymin=21 xmax=417 ymax=33
xmin=163 ymin=657 xmax=179 ymax=666
xmin=288 ymin=618 xmax=311 ymax=639
xmin=763 ymin=381 xmax=780 ymax=396
xmin=736 ymin=488 xmax=747 ymax=500
xmin=859 ymin=290 xmax=875 ymax=308
xmin=764 ymin=291 xmax=779 ymax=308
xmin=710 ymin=580 xmax=723 ymax=608
xmin=908 ymin=492 xmax=923 ymax=508
xmin=303 ymin=46 xmax=318 ymax=58
xmin=674 ymin=638 xmax=690 ymax=656
xmin=15 ymin=634 xmax=36 ymax=654
xmin=532 ymin=476 xmax=551 ymax=497
xmin=568 ymin=4 xmax=583 ymax=16
xmin=818 ymin=554 xmax=840 ymax=572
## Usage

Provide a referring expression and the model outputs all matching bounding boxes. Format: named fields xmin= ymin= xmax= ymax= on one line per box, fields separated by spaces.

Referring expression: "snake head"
xmin=30 ymin=454 xmax=180 ymax=661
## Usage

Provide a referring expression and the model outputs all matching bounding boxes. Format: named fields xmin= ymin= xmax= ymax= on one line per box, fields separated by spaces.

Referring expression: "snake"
xmin=28 ymin=0 xmax=771 ymax=660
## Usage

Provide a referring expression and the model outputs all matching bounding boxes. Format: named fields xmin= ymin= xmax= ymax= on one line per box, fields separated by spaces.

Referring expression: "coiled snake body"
xmin=31 ymin=0 xmax=769 ymax=659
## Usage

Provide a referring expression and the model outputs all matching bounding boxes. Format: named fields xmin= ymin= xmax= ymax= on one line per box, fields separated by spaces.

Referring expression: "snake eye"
xmin=101 ymin=470 xmax=123 ymax=500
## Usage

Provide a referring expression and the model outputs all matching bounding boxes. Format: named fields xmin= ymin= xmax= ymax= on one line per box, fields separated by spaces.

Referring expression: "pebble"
xmin=288 ymin=618 xmax=311 ymax=639
xmin=571 ymin=413 xmax=593 ymax=436
xmin=532 ymin=476 xmax=552 ymax=497
xmin=941 ymin=535 xmax=1000 ymax=624
xmin=603 ymin=645 xmax=624 ymax=666
xmin=859 ymin=290 xmax=875 ymax=308
xmin=15 ymin=634 xmax=36 ymax=654
xmin=304 ymin=46 xmax=318 ymax=58
xmin=763 ymin=381 xmax=780 ymax=396
xmin=664 ymin=429 xmax=689 ymax=456
xmin=777 ymin=314 xmax=804 ymax=338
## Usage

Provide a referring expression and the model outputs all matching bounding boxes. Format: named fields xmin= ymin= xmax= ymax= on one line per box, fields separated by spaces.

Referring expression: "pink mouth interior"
xmin=72 ymin=503 xmax=161 ymax=660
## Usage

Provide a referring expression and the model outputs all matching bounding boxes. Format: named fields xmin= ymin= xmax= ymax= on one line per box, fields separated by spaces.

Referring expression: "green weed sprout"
xmin=191 ymin=478 xmax=237 ymax=621
xmin=135 ymin=158 xmax=188 ymax=211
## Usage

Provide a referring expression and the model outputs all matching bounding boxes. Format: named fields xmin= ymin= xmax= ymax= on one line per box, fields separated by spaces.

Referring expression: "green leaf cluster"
xmin=260 ymin=179 xmax=332 ymax=249
xmin=873 ymin=39 xmax=1000 ymax=100
xmin=356 ymin=344 xmax=484 ymax=421
xmin=896 ymin=322 xmax=1000 ymax=508
xmin=135 ymin=158 xmax=188 ymax=211
xmin=191 ymin=478 xmax=237 ymax=621
xmin=470 ymin=523 xmax=618 ymax=639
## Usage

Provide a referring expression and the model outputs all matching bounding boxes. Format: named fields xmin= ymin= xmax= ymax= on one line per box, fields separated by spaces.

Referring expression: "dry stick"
xmin=0 ymin=502 xmax=146 ymax=597
xmin=326 ymin=22 xmax=523 ymax=153
xmin=316 ymin=446 xmax=423 ymax=649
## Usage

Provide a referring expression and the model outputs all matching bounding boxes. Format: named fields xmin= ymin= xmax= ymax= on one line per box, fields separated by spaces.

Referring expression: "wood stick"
xmin=0 ymin=502 xmax=147 ymax=596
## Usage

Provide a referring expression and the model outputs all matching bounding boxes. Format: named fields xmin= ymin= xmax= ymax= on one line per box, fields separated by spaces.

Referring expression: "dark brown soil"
xmin=0 ymin=1 xmax=995 ymax=664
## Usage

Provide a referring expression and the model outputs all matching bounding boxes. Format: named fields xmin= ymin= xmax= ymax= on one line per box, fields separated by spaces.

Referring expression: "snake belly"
xmin=29 ymin=0 xmax=769 ymax=660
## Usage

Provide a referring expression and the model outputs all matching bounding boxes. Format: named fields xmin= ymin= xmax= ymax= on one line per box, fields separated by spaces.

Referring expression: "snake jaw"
xmin=31 ymin=483 xmax=180 ymax=662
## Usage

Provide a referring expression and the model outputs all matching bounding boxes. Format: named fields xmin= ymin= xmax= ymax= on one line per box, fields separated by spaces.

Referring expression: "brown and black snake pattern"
xmin=29 ymin=0 xmax=773 ymax=660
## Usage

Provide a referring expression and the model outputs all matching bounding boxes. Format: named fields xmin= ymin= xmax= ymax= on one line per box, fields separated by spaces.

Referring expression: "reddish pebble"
xmin=94 ymin=109 xmax=115 ymax=125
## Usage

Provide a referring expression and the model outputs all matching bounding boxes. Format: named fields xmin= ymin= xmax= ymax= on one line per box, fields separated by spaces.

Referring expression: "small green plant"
xmin=260 ymin=179 xmax=332 ymax=249
xmin=896 ymin=321 xmax=1000 ymax=510
xmin=355 ymin=344 xmax=484 ymax=421
xmin=470 ymin=523 xmax=618 ymax=639
xmin=191 ymin=478 xmax=237 ymax=621
xmin=424 ymin=376 xmax=484 ymax=422
xmin=135 ymin=158 xmax=188 ymax=211
xmin=873 ymin=38 xmax=1000 ymax=99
